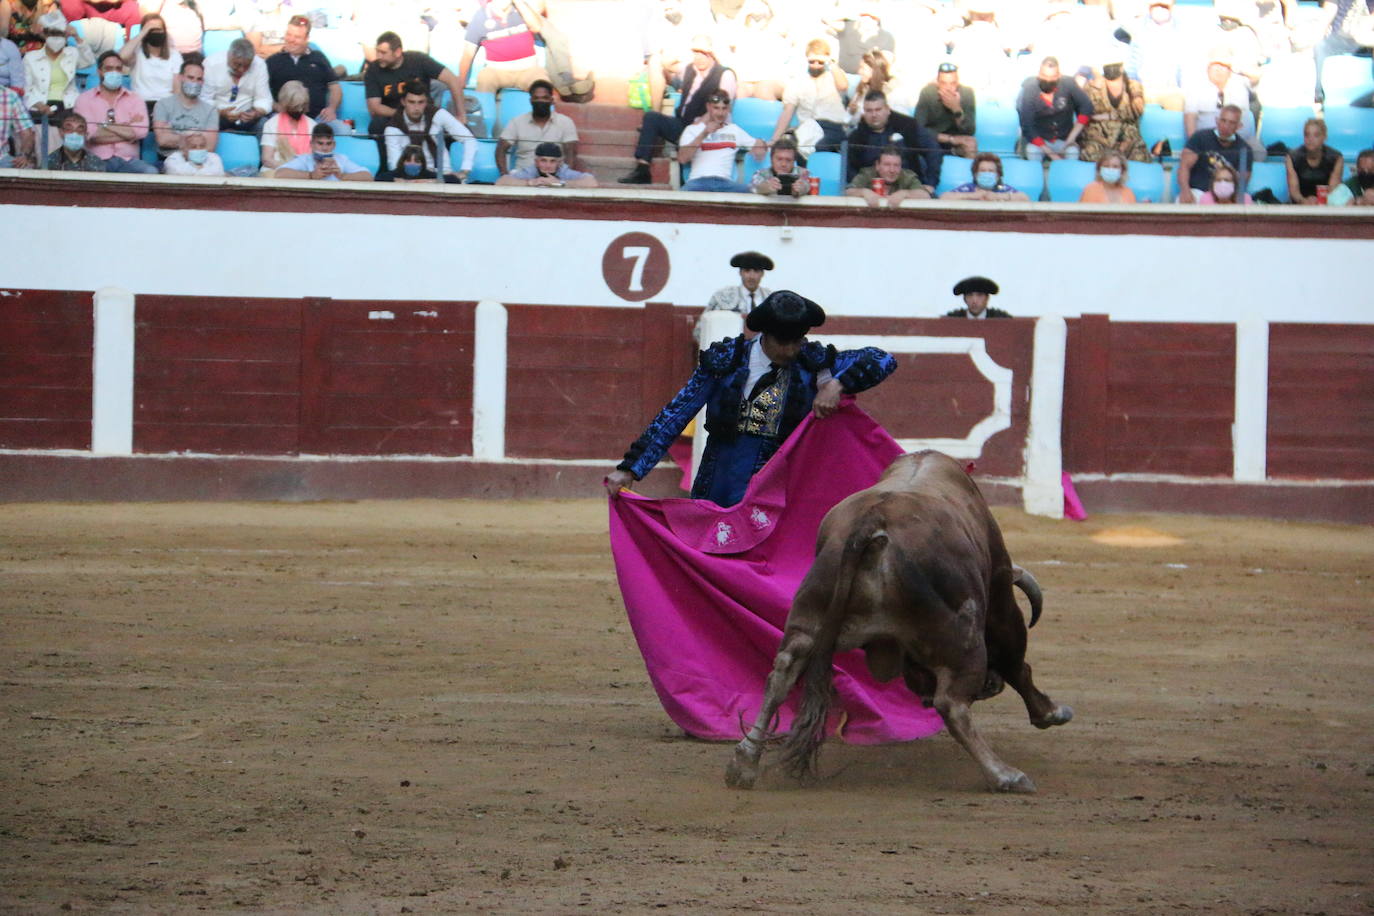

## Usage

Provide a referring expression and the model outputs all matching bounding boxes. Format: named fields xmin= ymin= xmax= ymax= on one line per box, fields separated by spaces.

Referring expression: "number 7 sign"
xmin=602 ymin=232 xmax=670 ymax=302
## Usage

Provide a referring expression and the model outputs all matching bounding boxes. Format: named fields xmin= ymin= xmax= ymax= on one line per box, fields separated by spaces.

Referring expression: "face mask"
xmin=145 ymin=29 xmax=166 ymax=47
xmin=1218 ymin=18 xmax=1239 ymax=31
xmin=102 ymin=70 xmax=123 ymax=91
xmin=313 ymin=150 xmax=334 ymax=161
xmin=1213 ymin=180 xmax=1235 ymax=199
xmin=46 ymin=35 xmax=66 ymax=53
xmin=63 ymin=132 xmax=85 ymax=151
xmin=182 ymin=81 xmax=202 ymax=98
xmin=1102 ymin=64 xmax=1122 ymax=80
xmin=287 ymin=107 xmax=307 ymax=117
xmin=975 ymin=170 xmax=998 ymax=190
xmin=531 ymin=100 xmax=552 ymax=118
xmin=187 ymin=147 xmax=208 ymax=165
xmin=402 ymin=162 xmax=422 ymax=177
xmin=1038 ymin=78 xmax=1057 ymax=93
xmin=1357 ymin=173 xmax=1374 ymax=190
xmin=1100 ymin=166 xmax=1122 ymax=184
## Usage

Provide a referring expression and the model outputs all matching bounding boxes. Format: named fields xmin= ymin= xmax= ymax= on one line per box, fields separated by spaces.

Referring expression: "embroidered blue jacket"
xmin=617 ymin=335 xmax=896 ymax=499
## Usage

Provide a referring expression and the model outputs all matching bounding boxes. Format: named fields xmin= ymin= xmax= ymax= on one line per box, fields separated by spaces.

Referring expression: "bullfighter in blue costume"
xmin=605 ymin=291 xmax=896 ymax=507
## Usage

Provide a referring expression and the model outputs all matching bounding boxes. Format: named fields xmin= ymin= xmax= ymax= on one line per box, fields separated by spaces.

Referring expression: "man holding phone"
xmin=275 ymin=122 xmax=373 ymax=181
xmin=750 ymin=137 xmax=810 ymax=197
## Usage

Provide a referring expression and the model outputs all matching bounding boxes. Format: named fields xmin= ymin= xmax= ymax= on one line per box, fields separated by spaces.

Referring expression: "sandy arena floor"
xmin=2 ymin=499 xmax=1371 ymax=914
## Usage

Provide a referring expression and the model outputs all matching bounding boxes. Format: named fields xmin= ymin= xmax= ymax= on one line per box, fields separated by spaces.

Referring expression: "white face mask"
xmin=187 ymin=148 xmax=208 ymax=165
xmin=1213 ymin=180 xmax=1235 ymax=199
xmin=1099 ymin=166 xmax=1122 ymax=185
xmin=46 ymin=35 xmax=67 ymax=53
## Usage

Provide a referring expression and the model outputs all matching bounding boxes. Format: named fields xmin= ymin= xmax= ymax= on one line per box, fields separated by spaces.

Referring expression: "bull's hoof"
xmin=724 ymin=745 xmax=760 ymax=790
xmin=993 ymin=771 xmax=1037 ymax=794
xmin=1032 ymin=704 xmax=1074 ymax=729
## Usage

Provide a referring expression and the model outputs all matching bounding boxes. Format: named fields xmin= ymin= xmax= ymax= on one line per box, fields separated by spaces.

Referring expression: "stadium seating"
xmin=1045 ymin=159 xmax=1097 ymax=202
xmin=216 ymin=132 xmax=260 ymax=173
xmin=335 ymin=135 xmax=380 ymax=174
xmin=464 ymin=139 xmax=502 ymax=183
xmin=309 ymin=31 xmax=363 ymax=76
xmin=1141 ymin=105 xmax=1185 ymax=157
xmin=496 ymin=90 xmax=531 ymax=135
xmin=1319 ymin=55 xmax=1374 ymax=107
xmin=338 ymin=81 xmax=369 ymax=129
xmin=1259 ymin=106 xmax=1316 ymax=150
xmin=1322 ymin=107 xmax=1374 ymax=160
xmin=974 ymin=105 xmax=1020 ymax=156
xmin=140 ymin=132 xmax=160 ymax=167
xmin=202 ymin=29 xmax=243 ymax=59
xmin=936 ymin=155 xmax=973 ymax=195
xmin=1001 ymin=156 xmax=1044 ymax=199
xmin=1125 ymin=160 xmax=1166 ymax=203
xmin=731 ymin=98 xmax=784 ymax=143
xmin=1247 ymin=160 xmax=1290 ymax=203
xmin=806 ymin=151 xmax=843 ymax=195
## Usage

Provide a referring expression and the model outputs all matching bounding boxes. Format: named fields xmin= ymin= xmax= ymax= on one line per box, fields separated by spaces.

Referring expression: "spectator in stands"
xmin=72 ymin=50 xmax=157 ymax=172
xmin=204 ymin=37 xmax=272 ymax=133
xmin=496 ymin=78 xmax=578 ymax=175
xmin=267 ymin=14 xmax=349 ymax=136
xmin=45 ymin=108 xmax=103 ymax=169
xmin=915 ymin=61 xmax=978 ymax=158
xmin=454 ymin=0 xmax=551 ymax=94
xmin=1195 ymin=162 xmax=1251 ymax=204
xmin=770 ymin=38 xmax=847 ymax=156
xmin=496 ymin=140 xmax=597 ymax=187
xmin=846 ymin=144 xmax=933 ymax=207
xmin=382 ymin=143 xmax=437 ymax=183
xmin=700 ymin=250 xmax=773 ymax=338
xmin=243 ymin=0 xmax=293 ymax=59
xmin=1313 ymin=0 xmax=1374 ymax=106
xmin=152 ymin=58 xmax=216 ymax=158
xmin=1080 ymin=48 xmax=1149 ymax=163
xmin=22 ymin=11 xmax=92 ymax=119
xmin=619 ymin=34 xmax=735 ymax=185
xmin=1122 ymin=0 xmax=1186 ymax=110
xmin=726 ymin=0 xmax=788 ymax=102
xmin=844 ymin=50 xmax=914 ymax=128
xmin=939 ymin=151 xmax=1031 ymax=201
xmin=1016 ymin=56 xmax=1093 ymax=162
xmin=364 ymin=31 xmax=465 ymax=141
xmin=58 ymin=0 xmax=139 ymax=39
xmin=1 ymin=33 xmax=23 ymax=89
xmin=148 ymin=0 xmax=205 ymax=57
xmin=162 ymin=129 xmax=225 ymax=175
xmin=275 ymin=122 xmax=373 ymax=181
xmin=1177 ymin=103 xmax=1251 ymax=204
xmin=119 ymin=12 xmax=182 ymax=111
xmin=1328 ymin=149 xmax=1374 ymax=206
xmin=829 ymin=0 xmax=894 ymax=76
xmin=1285 ymin=117 xmax=1344 ymax=205
xmin=947 ymin=1 xmax=1013 ymax=97
xmin=1078 ymin=151 xmax=1137 ymax=203
xmin=846 ymin=90 xmax=941 ymax=192
xmin=677 ymin=90 xmax=765 ymax=192
xmin=0 ymin=82 xmax=34 ymax=166
xmin=1183 ymin=50 xmax=1251 ymax=140
xmin=750 ymin=136 xmax=810 ymax=197
xmin=259 ymin=79 xmax=313 ymax=175
xmin=944 ymin=276 xmax=1010 ymax=319
xmin=2 ymin=0 xmax=58 ymax=54
xmin=383 ymin=79 xmax=475 ymax=183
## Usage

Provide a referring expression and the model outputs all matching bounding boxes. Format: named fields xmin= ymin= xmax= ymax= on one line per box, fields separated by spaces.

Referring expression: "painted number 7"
xmin=602 ymin=232 xmax=669 ymax=302
xmin=622 ymin=246 xmax=651 ymax=292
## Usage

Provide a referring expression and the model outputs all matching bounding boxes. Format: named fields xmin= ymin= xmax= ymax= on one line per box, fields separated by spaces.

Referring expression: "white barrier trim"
xmin=1233 ymin=318 xmax=1269 ymax=482
xmin=472 ymin=300 xmax=507 ymax=461
xmin=1022 ymin=316 xmax=1067 ymax=519
xmin=810 ymin=334 xmax=1013 ymax=459
xmin=91 ymin=286 xmax=134 ymax=455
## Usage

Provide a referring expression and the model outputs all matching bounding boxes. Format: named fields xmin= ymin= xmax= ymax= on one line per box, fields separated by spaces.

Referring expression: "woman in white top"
xmin=259 ymin=79 xmax=315 ymax=175
xmin=163 ymin=131 xmax=225 ymax=176
xmin=148 ymin=0 xmax=204 ymax=56
xmin=118 ymin=11 xmax=182 ymax=109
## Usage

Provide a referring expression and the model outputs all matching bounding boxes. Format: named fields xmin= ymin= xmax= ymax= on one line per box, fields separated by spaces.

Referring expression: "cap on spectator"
xmin=1074 ymin=65 xmax=1094 ymax=81
xmin=38 ymin=10 xmax=68 ymax=32
xmin=953 ymin=276 xmax=999 ymax=296
xmin=534 ymin=142 xmax=563 ymax=158
xmin=746 ymin=291 xmax=825 ymax=337
xmin=690 ymin=34 xmax=714 ymax=55
xmin=730 ymin=251 xmax=774 ymax=271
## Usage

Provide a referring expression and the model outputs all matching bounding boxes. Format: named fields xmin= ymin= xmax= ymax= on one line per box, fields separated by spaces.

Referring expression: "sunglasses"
xmin=707 ymin=94 xmax=729 ymax=103
xmin=938 ymin=62 xmax=958 ymax=73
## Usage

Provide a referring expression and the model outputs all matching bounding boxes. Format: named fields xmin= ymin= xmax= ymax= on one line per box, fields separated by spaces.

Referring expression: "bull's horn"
xmin=1012 ymin=565 xmax=1043 ymax=629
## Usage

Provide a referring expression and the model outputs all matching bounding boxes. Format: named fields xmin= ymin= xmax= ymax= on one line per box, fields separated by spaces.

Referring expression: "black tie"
xmin=748 ymin=363 xmax=782 ymax=400
xmin=749 ymin=290 xmax=756 ymax=311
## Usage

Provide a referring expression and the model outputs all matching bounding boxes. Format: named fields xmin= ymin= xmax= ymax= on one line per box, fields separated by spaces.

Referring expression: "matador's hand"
xmin=605 ymin=469 xmax=636 ymax=497
xmin=812 ymin=379 xmax=843 ymax=419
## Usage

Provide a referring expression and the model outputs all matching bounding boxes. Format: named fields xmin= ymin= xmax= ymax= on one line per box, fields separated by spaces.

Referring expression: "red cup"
xmin=809 ymin=175 xmax=820 ymax=195
xmin=871 ymin=177 xmax=887 ymax=196
xmin=1316 ymin=185 xmax=1329 ymax=204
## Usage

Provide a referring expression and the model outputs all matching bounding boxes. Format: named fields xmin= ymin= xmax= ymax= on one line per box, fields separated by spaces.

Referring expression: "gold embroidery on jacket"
xmin=737 ymin=368 xmax=790 ymax=437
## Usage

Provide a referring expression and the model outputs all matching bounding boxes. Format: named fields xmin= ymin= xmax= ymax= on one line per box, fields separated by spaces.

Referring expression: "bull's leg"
xmin=724 ymin=629 xmax=814 ymax=789
xmin=986 ymin=587 xmax=1073 ymax=729
xmin=930 ymin=663 xmax=1037 ymax=794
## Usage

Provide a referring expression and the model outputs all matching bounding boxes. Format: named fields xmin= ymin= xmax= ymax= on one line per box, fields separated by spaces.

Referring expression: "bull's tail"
xmin=776 ymin=514 xmax=888 ymax=781
xmin=1012 ymin=565 xmax=1042 ymax=629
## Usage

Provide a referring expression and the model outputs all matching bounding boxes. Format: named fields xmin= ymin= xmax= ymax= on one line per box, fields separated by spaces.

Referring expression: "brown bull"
xmin=725 ymin=450 xmax=1073 ymax=793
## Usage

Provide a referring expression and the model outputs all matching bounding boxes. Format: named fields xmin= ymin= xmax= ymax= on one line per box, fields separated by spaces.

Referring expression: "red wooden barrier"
xmin=0 ymin=289 xmax=92 ymax=450
xmin=1268 ymin=323 xmax=1374 ymax=480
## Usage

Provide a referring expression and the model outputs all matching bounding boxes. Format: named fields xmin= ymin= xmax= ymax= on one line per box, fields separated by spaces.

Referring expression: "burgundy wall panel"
xmin=0 ymin=288 xmax=92 ymax=450
xmin=1268 ymin=324 xmax=1374 ymax=479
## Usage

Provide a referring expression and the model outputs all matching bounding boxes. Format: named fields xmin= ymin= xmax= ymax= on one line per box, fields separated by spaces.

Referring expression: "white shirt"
xmin=783 ymin=73 xmax=847 ymax=125
xmin=1184 ymin=72 xmax=1250 ymax=131
xmin=202 ymin=51 xmax=272 ymax=114
xmin=706 ymin=284 xmax=771 ymax=316
xmin=383 ymin=108 xmax=477 ymax=172
xmin=679 ymin=120 xmax=757 ymax=181
xmin=130 ymin=47 xmax=183 ymax=102
xmin=163 ymin=150 xmax=226 ymax=176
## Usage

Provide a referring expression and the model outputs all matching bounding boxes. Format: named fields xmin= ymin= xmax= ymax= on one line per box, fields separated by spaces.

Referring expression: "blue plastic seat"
xmin=1320 ymin=55 xmax=1374 ymax=107
xmin=335 ymin=135 xmax=380 ymax=175
xmin=496 ymin=89 xmax=531 ymax=136
xmin=216 ymin=131 xmax=261 ymax=173
xmin=1247 ymin=160 xmax=1290 ymax=202
xmin=1045 ymin=159 xmax=1097 ymax=201
xmin=1125 ymin=160 xmax=1165 ymax=203
xmin=338 ymin=81 xmax=369 ymax=130
xmin=1323 ymin=106 xmax=1374 ymax=160
xmin=806 ymin=150 xmax=843 ymax=195
xmin=730 ymin=97 xmax=784 ymax=143
xmin=1260 ymin=106 xmax=1317 ymax=151
xmin=202 ymin=29 xmax=243 ymax=59
xmin=1140 ymin=104 xmax=1185 ymax=157
xmin=464 ymin=139 xmax=502 ymax=183
xmin=309 ymin=31 xmax=363 ymax=76
xmin=1001 ymin=156 xmax=1044 ymax=199
xmin=140 ymin=131 xmax=160 ymax=167
xmin=438 ymin=90 xmax=497 ymax=139
xmin=936 ymin=155 xmax=973 ymax=195
xmin=974 ymin=105 xmax=1020 ymax=157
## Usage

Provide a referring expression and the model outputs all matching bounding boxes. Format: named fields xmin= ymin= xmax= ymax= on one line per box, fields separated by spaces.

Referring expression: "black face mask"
xmin=1102 ymin=64 xmax=1123 ymax=80
xmin=531 ymin=100 xmax=552 ymax=118
xmin=1038 ymin=78 xmax=1058 ymax=93
xmin=1359 ymin=173 xmax=1374 ymax=190
xmin=145 ymin=29 xmax=166 ymax=48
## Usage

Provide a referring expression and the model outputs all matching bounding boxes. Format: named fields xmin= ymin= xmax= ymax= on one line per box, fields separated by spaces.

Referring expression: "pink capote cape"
xmin=608 ymin=402 xmax=946 ymax=744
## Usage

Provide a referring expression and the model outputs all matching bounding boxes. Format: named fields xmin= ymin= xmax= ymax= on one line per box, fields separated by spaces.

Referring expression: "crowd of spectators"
xmin=1 ymin=0 xmax=1372 ymax=206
